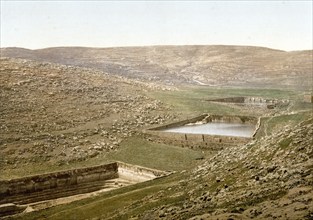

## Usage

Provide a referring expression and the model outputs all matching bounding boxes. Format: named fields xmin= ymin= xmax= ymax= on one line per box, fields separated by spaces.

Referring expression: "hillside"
xmin=1 ymin=45 xmax=312 ymax=90
xmin=0 ymin=57 xmax=178 ymax=178
xmin=7 ymin=109 xmax=313 ymax=219
xmin=0 ymin=48 xmax=312 ymax=219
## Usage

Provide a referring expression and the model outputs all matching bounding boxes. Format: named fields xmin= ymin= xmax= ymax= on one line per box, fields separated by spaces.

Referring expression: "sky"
xmin=0 ymin=1 xmax=312 ymax=51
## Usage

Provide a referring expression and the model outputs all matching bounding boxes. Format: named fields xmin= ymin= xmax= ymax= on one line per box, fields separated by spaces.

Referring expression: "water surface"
xmin=163 ymin=122 xmax=255 ymax=137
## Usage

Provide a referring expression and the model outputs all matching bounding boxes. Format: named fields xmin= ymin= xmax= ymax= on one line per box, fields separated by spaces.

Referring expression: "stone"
xmin=158 ymin=210 xmax=166 ymax=217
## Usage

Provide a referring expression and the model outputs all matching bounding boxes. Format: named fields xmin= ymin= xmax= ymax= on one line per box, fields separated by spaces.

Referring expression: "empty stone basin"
xmin=0 ymin=162 xmax=169 ymax=217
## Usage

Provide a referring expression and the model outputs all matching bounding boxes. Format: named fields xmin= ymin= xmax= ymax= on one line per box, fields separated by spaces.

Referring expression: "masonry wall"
xmin=207 ymin=97 xmax=245 ymax=103
xmin=303 ymin=95 xmax=313 ymax=103
xmin=117 ymin=162 xmax=166 ymax=182
xmin=146 ymin=114 xmax=257 ymax=149
xmin=0 ymin=161 xmax=169 ymax=208
xmin=0 ymin=163 xmax=118 ymax=203
xmin=152 ymin=114 xmax=208 ymax=130
xmin=151 ymin=114 xmax=257 ymax=131
xmin=206 ymin=115 xmax=257 ymax=124
xmin=146 ymin=130 xmax=251 ymax=150
xmin=207 ymin=96 xmax=282 ymax=104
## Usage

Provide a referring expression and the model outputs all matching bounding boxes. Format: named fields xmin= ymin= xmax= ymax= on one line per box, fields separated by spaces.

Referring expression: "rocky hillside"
xmin=0 ymin=57 xmax=175 ymax=178
xmin=19 ymin=113 xmax=312 ymax=220
xmin=1 ymin=46 xmax=312 ymax=89
xmin=0 ymin=47 xmax=312 ymax=220
xmin=116 ymin=117 xmax=313 ymax=219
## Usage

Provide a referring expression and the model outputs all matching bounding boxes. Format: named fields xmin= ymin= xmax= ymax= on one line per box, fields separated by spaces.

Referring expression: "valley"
xmin=0 ymin=45 xmax=312 ymax=219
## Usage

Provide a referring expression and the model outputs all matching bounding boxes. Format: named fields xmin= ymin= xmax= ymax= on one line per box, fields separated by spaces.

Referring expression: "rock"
xmin=159 ymin=210 xmax=166 ymax=217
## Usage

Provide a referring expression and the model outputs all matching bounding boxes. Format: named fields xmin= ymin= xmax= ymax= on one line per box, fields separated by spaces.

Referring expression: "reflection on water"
xmin=163 ymin=122 xmax=255 ymax=137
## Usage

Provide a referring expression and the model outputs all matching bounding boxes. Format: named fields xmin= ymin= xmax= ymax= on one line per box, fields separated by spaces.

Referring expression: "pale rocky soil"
xmin=0 ymin=57 xmax=176 ymax=177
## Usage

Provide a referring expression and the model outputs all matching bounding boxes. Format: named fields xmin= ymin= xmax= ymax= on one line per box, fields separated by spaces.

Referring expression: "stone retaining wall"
xmin=207 ymin=97 xmax=245 ymax=103
xmin=146 ymin=114 xmax=257 ymax=149
xmin=117 ymin=162 xmax=166 ymax=182
xmin=207 ymin=96 xmax=283 ymax=104
xmin=207 ymin=96 xmax=289 ymax=109
xmin=0 ymin=162 xmax=168 ymax=206
xmin=152 ymin=114 xmax=208 ymax=130
xmin=0 ymin=162 xmax=168 ymax=217
xmin=146 ymin=130 xmax=252 ymax=150
xmin=0 ymin=163 xmax=119 ymax=203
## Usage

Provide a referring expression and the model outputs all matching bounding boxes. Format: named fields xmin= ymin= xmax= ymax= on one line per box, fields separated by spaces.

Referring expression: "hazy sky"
xmin=1 ymin=1 xmax=312 ymax=51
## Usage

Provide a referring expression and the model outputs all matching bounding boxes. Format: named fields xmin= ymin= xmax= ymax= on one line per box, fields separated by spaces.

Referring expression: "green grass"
xmin=223 ymin=189 xmax=287 ymax=211
xmin=6 ymin=138 xmax=204 ymax=219
xmin=182 ymin=86 xmax=298 ymax=99
xmin=119 ymin=192 xmax=188 ymax=219
xmin=148 ymin=86 xmax=300 ymax=116
xmin=12 ymin=172 xmax=188 ymax=220
xmin=266 ymin=112 xmax=310 ymax=135
xmin=5 ymin=86 xmax=312 ymax=219
xmin=0 ymin=154 xmax=116 ymax=180
xmin=0 ymin=136 xmax=203 ymax=179
xmin=278 ymin=138 xmax=292 ymax=149
xmin=108 ymin=136 xmax=204 ymax=171
xmin=149 ymin=88 xmax=241 ymax=116
xmin=255 ymin=111 xmax=311 ymax=139
xmin=289 ymin=100 xmax=313 ymax=112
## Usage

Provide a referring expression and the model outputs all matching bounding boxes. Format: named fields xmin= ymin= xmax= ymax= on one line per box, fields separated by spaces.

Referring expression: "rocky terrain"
xmin=18 ymin=113 xmax=311 ymax=220
xmin=0 ymin=45 xmax=312 ymax=220
xmin=0 ymin=57 xmax=176 ymax=178
xmin=1 ymin=46 xmax=312 ymax=90
xmin=113 ymin=117 xmax=313 ymax=220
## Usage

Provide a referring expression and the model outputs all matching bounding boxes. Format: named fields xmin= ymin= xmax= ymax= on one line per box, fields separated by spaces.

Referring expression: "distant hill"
xmin=1 ymin=45 xmax=312 ymax=90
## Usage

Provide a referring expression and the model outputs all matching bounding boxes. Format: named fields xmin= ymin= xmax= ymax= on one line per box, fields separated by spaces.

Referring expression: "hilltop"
xmin=1 ymin=45 xmax=312 ymax=90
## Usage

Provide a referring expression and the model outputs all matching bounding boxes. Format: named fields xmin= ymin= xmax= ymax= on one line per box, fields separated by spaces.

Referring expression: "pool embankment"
xmin=145 ymin=114 xmax=259 ymax=149
xmin=0 ymin=162 xmax=168 ymax=217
